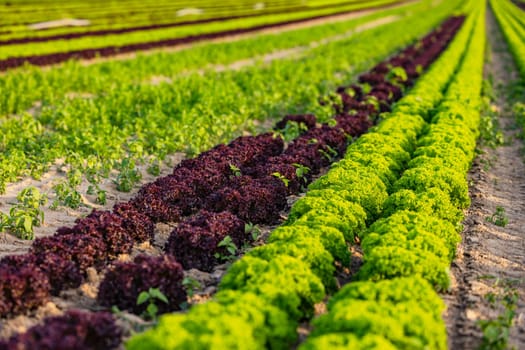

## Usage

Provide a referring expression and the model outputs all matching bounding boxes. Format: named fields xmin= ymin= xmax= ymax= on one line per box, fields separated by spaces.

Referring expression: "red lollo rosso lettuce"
xmin=335 ymin=112 xmax=373 ymax=137
xmin=0 ymin=310 xmax=122 ymax=350
xmin=275 ymin=114 xmax=317 ymax=130
xmin=31 ymin=233 xmax=108 ymax=272
xmin=97 ymin=255 xmax=186 ymax=315
xmin=164 ymin=210 xmax=245 ymax=271
xmin=112 ymin=202 xmax=155 ymax=243
xmin=0 ymin=255 xmax=50 ymax=317
xmin=57 ymin=210 xmax=133 ymax=258
xmin=204 ymin=176 xmax=287 ymax=225
xmin=131 ymin=182 xmax=184 ymax=222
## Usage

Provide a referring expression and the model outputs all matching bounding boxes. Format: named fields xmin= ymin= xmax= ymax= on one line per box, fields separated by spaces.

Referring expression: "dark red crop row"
xmin=0 ymin=1 xmax=410 ymax=71
xmin=0 ymin=15 xmax=465 ymax=350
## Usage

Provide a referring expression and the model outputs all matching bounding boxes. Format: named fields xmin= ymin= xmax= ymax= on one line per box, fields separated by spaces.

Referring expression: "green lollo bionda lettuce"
xmin=372 ymin=113 xmax=427 ymax=153
xmin=309 ymin=298 xmax=447 ymax=350
xmin=383 ymin=188 xmax=464 ymax=224
xmin=267 ymin=224 xmax=350 ymax=267
xmin=362 ymin=209 xmax=460 ymax=257
xmin=392 ymin=164 xmax=470 ymax=209
xmin=127 ymin=290 xmax=297 ymax=350
xmin=247 ymin=239 xmax=337 ymax=292
xmin=356 ymin=245 xmax=451 ymax=291
xmin=327 ymin=277 xmax=445 ymax=318
xmin=300 ymin=333 xmax=397 ymax=350
xmin=286 ymin=190 xmax=367 ymax=240
xmin=333 ymin=157 xmax=398 ymax=190
xmin=361 ymin=229 xmax=451 ymax=263
xmin=308 ymin=167 xmax=388 ymax=223
xmin=348 ymin=133 xmax=412 ymax=166
xmin=218 ymin=255 xmax=325 ymax=320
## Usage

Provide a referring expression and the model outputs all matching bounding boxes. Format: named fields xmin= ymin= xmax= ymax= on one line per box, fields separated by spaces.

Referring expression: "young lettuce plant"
xmin=214 ymin=235 xmax=238 ymax=262
xmin=4 ymin=187 xmax=47 ymax=240
xmin=114 ymin=157 xmax=142 ymax=192
xmin=137 ymin=288 xmax=169 ymax=321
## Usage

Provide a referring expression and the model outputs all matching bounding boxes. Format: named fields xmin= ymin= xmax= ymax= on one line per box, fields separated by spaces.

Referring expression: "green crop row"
xmin=124 ymin=2 xmax=471 ymax=349
xmin=0 ymin=1 xmax=383 ymax=41
xmin=0 ymin=0 xmax=430 ymax=118
xmin=491 ymin=0 xmax=525 ymax=79
xmin=0 ymin=0 xmax=303 ymax=31
xmin=302 ymin=2 xmax=485 ymax=349
xmin=0 ymin=0 xmax=401 ymax=60
xmin=0 ymin=0 xmax=457 ymax=194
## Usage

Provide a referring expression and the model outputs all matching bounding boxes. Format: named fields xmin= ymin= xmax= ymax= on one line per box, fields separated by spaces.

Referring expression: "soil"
xmin=442 ymin=7 xmax=525 ymax=350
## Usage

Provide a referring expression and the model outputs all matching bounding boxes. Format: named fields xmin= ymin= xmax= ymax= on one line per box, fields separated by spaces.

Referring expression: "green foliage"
xmin=244 ymin=222 xmax=261 ymax=241
xmin=271 ymin=172 xmax=289 ymax=187
xmin=229 ymin=164 xmax=242 ymax=178
xmin=310 ymin=299 xmax=447 ymax=350
xmin=270 ymin=225 xmax=350 ymax=266
xmin=128 ymin=290 xmax=299 ymax=350
xmin=286 ymin=191 xmax=366 ymax=240
xmin=479 ymin=100 xmax=505 ymax=149
xmin=363 ymin=210 xmax=460 ymax=259
xmin=300 ymin=334 xmax=397 ymax=350
xmin=350 ymin=133 xmax=411 ymax=166
xmin=293 ymin=163 xmax=310 ymax=188
xmin=356 ymin=245 xmax=451 ymax=291
xmin=114 ymin=157 xmax=142 ymax=192
xmin=393 ymin=164 xmax=470 ymax=209
xmin=485 ymin=206 xmax=509 ymax=227
xmin=275 ymin=121 xmax=308 ymax=142
xmin=327 ymin=277 xmax=445 ymax=317
xmin=126 ymin=309 xmax=262 ymax=350
xmin=181 ymin=277 xmax=201 ymax=298
xmin=318 ymin=145 xmax=339 ymax=163
xmin=477 ymin=278 xmax=520 ymax=350
xmin=136 ymin=288 xmax=169 ymax=321
xmin=383 ymin=188 xmax=464 ymax=224
xmin=309 ymin=168 xmax=388 ymax=223
xmin=214 ymin=235 xmax=238 ymax=262
xmin=219 ymin=255 xmax=325 ymax=320
xmin=146 ymin=158 xmax=162 ymax=177
xmin=51 ymin=169 xmax=83 ymax=209
xmin=247 ymin=239 xmax=337 ymax=292
xmin=87 ymin=184 xmax=107 ymax=205
xmin=373 ymin=113 xmax=427 ymax=153
xmin=335 ymin=157 xmax=398 ymax=191
xmin=213 ymin=291 xmax=298 ymax=348
xmin=2 ymin=187 xmax=47 ymax=240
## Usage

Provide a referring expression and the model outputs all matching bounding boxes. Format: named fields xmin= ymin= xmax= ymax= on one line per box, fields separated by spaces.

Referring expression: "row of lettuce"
xmin=303 ymin=2 xmax=485 ymax=348
xmin=0 ymin=0 xmax=441 ymax=117
xmin=0 ymin=7 xmax=457 ymax=321
xmin=490 ymin=0 xmax=525 ymax=153
xmin=0 ymin=0 xmax=310 ymax=33
xmin=0 ymin=0 xmax=385 ymax=38
xmin=491 ymin=0 xmax=525 ymax=79
xmin=0 ymin=8 xmax=469 ymax=350
xmin=0 ymin=0 xmax=460 ymax=198
xmin=126 ymin=1 xmax=484 ymax=348
xmin=0 ymin=0 xmax=403 ymax=62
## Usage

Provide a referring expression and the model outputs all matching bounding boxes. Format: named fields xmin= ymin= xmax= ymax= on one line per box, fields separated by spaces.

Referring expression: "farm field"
xmin=0 ymin=0 xmax=524 ymax=349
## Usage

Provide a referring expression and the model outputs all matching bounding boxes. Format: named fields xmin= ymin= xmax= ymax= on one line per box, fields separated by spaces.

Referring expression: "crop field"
xmin=0 ymin=0 xmax=524 ymax=349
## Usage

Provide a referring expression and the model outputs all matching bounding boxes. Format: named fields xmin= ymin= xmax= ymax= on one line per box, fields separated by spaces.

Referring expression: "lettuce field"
xmin=0 ymin=0 xmax=524 ymax=349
